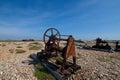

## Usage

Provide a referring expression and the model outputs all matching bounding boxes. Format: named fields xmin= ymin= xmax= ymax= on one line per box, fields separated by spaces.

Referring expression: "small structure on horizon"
xmin=115 ymin=41 xmax=120 ymax=51
xmin=92 ymin=38 xmax=112 ymax=51
xmin=22 ymin=39 xmax=34 ymax=41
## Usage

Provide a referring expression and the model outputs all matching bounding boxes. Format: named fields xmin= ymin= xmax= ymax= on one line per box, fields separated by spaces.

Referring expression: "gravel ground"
xmin=0 ymin=41 xmax=120 ymax=80
xmin=68 ymin=49 xmax=120 ymax=80
xmin=0 ymin=42 xmax=42 ymax=80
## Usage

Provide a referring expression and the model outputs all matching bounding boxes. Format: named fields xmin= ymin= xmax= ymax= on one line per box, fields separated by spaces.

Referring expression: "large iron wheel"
xmin=43 ymin=28 xmax=61 ymax=44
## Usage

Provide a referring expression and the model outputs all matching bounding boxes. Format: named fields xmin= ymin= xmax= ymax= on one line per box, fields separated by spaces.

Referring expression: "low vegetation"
xmin=9 ymin=49 xmax=14 ymax=53
xmin=29 ymin=46 xmax=41 ymax=50
xmin=110 ymin=55 xmax=120 ymax=60
xmin=28 ymin=42 xmax=41 ymax=46
xmin=28 ymin=42 xmax=41 ymax=50
xmin=31 ymin=42 xmax=41 ymax=45
xmin=98 ymin=55 xmax=120 ymax=62
xmin=97 ymin=57 xmax=110 ymax=62
xmin=0 ymin=43 xmax=6 ymax=47
xmin=17 ymin=46 xmax=22 ymax=48
xmin=16 ymin=49 xmax=26 ymax=53
xmin=78 ymin=53 xmax=82 ymax=57
xmin=34 ymin=63 xmax=56 ymax=80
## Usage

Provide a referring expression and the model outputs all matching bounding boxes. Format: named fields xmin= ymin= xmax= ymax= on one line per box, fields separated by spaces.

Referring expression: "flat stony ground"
xmin=0 ymin=41 xmax=120 ymax=80
xmin=0 ymin=41 xmax=44 ymax=80
xmin=71 ymin=49 xmax=120 ymax=80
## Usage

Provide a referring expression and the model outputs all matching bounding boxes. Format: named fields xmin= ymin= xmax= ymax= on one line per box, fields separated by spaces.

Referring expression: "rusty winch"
xmin=37 ymin=28 xmax=81 ymax=76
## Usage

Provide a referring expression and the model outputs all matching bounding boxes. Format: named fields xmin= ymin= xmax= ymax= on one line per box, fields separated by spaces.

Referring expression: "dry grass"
xmin=110 ymin=55 xmax=120 ymax=60
xmin=16 ymin=49 xmax=26 ymax=53
xmin=9 ymin=49 xmax=14 ymax=53
xmin=29 ymin=46 xmax=41 ymax=50
xmin=28 ymin=42 xmax=42 ymax=50
xmin=16 ymin=46 xmax=23 ymax=48
xmin=34 ymin=64 xmax=56 ymax=80
xmin=1 ymin=43 xmax=6 ymax=47
xmin=97 ymin=57 xmax=110 ymax=62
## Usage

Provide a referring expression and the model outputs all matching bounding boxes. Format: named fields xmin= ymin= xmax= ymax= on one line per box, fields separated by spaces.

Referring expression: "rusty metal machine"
xmin=115 ymin=41 xmax=120 ymax=51
xmin=92 ymin=38 xmax=111 ymax=50
xmin=37 ymin=28 xmax=80 ymax=77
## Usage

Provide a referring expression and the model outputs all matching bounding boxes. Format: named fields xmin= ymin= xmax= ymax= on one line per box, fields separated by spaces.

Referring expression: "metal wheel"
xmin=43 ymin=28 xmax=61 ymax=44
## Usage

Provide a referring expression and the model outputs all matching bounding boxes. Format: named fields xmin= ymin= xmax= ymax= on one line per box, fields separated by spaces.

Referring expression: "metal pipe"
xmin=59 ymin=38 xmax=84 ymax=43
xmin=60 ymin=35 xmax=71 ymax=36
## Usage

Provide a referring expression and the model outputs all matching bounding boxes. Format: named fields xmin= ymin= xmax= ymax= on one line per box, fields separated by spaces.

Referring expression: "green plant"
xmin=34 ymin=64 xmax=56 ymax=80
xmin=9 ymin=49 xmax=14 ymax=53
xmin=28 ymin=42 xmax=42 ymax=50
xmin=29 ymin=46 xmax=41 ymax=50
xmin=56 ymin=57 xmax=63 ymax=65
xmin=29 ymin=42 xmax=41 ymax=46
xmin=110 ymin=55 xmax=120 ymax=60
xmin=17 ymin=46 xmax=22 ymax=48
xmin=16 ymin=49 xmax=26 ymax=53
xmin=32 ymin=42 xmax=40 ymax=44
xmin=1 ymin=43 xmax=6 ymax=47
xmin=97 ymin=57 xmax=110 ymax=62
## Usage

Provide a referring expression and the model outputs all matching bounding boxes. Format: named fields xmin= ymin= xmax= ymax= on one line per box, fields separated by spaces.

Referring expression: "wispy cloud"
xmin=0 ymin=2 xmax=54 ymax=40
xmin=77 ymin=0 xmax=99 ymax=8
xmin=0 ymin=10 xmax=52 ymax=27
xmin=0 ymin=0 xmax=99 ymax=27
xmin=0 ymin=0 xmax=120 ymax=40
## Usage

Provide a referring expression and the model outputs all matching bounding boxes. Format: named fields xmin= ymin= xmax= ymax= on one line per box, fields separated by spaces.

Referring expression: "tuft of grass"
xmin=78 ymin=53 xmax=81 ymax=57
xmin=56 ymin=57 xmax=63 ymax=65
xmin=110 ymin=55 xmax=120 ymax=60
xmin=16 ymin=49 xmax=26 ymax=53
xmin=31 ymin=42 xmax=40 ymax=45
xmin=29 ymin=46 xmax=41 ymax=50
xmin=28 ymin=42 xmax=42 ymax=50
xmin=56 ymin=57 xmax=72 ymax=68
xmin=97 ymin=57 xmax=110 ymax=62
xmin=28 ymin=42 xmax=41 ymax=46
xmin=34 ymin=64 xmax=56 ymax=80
xmin=1 ymin=43 xmax=6 ymax=47
xmin=9 ymin=49 xmax=14 ymax=53
xmin=17 ymin=46 xmax=22 ymax=48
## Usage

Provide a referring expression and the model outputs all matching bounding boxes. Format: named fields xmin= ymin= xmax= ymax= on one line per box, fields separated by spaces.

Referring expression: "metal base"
xmin=42 ymin=61 xmax=81 ymax=80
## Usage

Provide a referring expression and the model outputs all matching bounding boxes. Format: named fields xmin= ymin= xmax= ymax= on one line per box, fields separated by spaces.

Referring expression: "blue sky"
xmin=0 ymin=0 xmax=120 ymax=40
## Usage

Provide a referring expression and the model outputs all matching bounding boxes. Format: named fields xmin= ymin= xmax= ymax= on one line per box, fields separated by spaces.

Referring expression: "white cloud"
xmin=77 ymin=0 xmax=99 ymax=8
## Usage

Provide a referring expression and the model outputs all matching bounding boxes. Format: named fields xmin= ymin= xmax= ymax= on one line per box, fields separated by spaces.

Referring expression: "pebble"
xmin=0 ymin=42 xmax=120 ymax=80
xmin=0 ymin=55 xmax=37 ymax=80
xmin=0 ymin=71 xmax=3 ymax=75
